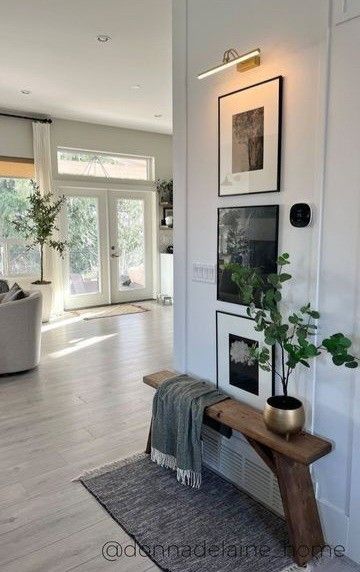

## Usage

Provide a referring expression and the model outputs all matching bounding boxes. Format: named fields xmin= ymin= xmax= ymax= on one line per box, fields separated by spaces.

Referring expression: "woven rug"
xmin=78 ymin=453 xmax=326 ymax=572
xmin=73 ymin=303 xmax=149 ymax=320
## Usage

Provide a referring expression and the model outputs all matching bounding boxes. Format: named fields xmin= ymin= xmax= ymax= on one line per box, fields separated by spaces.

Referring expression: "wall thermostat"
xmin=290 ymin=203 xmax=312 ymax=228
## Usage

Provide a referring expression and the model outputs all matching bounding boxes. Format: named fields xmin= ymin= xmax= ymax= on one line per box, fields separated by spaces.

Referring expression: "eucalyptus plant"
xmin=227 ymin=253 xmax=358 ymax=397
xmin=12 ymin=180 xmax=67 ymax=284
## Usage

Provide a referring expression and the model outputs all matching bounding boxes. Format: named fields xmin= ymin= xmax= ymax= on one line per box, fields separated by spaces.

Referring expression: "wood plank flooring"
xmin=0 ymin=301 xmax=171 ymax=571
xmin=0 ymin=301 xmax=359 ymax=571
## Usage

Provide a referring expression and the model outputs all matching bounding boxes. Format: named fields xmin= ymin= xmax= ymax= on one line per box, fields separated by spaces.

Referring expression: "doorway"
xmin=61 ymin=186 xmax=155 ymax=310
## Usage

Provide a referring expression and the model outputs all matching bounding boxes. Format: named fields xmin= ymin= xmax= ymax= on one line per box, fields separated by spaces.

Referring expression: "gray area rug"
xmin=78 ymin=453 xmax=301 ymax=572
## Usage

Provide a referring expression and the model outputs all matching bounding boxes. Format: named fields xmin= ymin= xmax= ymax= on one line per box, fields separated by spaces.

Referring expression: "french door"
xmin=61 ymin=186 xmax=154 ymax=310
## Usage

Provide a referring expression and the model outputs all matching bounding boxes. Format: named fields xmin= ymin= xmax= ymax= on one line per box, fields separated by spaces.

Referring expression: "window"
xmin=57 ymin=148 xmax=154 ymax=181
xmin=0 ymin=157 xmax=40 ymax=278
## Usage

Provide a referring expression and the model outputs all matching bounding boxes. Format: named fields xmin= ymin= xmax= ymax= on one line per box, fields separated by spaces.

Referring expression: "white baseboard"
xmin=318 ymin=498 xmax=349 ymax=548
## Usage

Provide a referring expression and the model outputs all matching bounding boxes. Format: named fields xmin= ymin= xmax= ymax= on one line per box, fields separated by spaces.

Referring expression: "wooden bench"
xmin=143 ymin=370 xmax=332 ymax=567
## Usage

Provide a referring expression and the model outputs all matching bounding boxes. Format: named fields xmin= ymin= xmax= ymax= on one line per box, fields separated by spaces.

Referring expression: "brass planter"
xmin=263 ymin=396 xmax=305 ymax=440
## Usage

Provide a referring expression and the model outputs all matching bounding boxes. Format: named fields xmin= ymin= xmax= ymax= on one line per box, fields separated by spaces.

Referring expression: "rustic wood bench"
xmin=143 ymin=370 xmax=332 ymax=567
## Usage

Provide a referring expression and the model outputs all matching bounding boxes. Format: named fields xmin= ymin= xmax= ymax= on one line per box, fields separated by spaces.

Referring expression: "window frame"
xmin=56 ymin=146 xmax=155 ymax=184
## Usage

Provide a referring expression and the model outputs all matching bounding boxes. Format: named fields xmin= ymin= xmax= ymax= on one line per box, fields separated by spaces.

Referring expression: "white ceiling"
xmin=0 ymin=0 xmax=172 ymax=133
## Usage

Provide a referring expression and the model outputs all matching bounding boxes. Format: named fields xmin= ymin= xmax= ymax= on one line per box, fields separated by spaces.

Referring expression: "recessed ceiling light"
xmin=154 ymin=114 xmax=162 ymax=118
xmin=131 ymin=84 xmax=141 ymax=90
xmin=20 ymin=89 xmax=31 ymax=95
xmin=97 ymin=34 xmax=111 ymax=43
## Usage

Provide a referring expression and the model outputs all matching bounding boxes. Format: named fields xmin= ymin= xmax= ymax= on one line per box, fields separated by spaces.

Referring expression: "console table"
xmin=143 ymin=370 xmax=332 ymax=567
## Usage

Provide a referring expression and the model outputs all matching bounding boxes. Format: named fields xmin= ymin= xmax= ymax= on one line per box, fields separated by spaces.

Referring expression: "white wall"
xmin=314 ymin=5 xmax=360 ymax=557
xmin=0 ymin=115 xmax=172 ymax=179
xmin=0 ymin=115 xmax=33 ymax=158
xmin=173 ymin=0 xmax=360 ymax=557
xmin=173 ymin=0 xmax=329 ymax=413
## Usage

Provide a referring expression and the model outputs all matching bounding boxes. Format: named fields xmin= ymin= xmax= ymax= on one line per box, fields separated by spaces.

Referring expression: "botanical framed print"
xmin=218 ymin=76 xmax=282 ymax=196
xmin=217 ymin=205 xmax=279 ymax=306
xmin=216 ymin=311 xmax=274 ymax=409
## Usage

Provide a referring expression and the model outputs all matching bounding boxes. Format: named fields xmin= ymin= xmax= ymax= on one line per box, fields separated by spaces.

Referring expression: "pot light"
xmin=131 ymin=84 xmax=141 ymax=90
xmin=198 ymin=48 xmax=261 ymax=80
xmin=154 ymin=114 xmax=162 ymax=118
xmin=20 ymin=89 xmax=31 ymax=95
xmin=97 ymin=34 xmax=111 ymax=43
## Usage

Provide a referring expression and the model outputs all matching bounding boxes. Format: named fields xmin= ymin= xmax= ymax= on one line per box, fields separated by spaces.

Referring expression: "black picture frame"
xmin=217 ymin=204 xmax=279 ymax=307
xmin=216 ymin=310 xmax=275 ymax=409
xmin=163 ymin=207 xmax=173 ymax=219
xmin=218 ymin=76 xmax=283 ymax=197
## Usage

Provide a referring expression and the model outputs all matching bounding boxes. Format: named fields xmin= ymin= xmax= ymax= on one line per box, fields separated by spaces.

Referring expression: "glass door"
xmin=108 ymin=190 xmax=154 ymax=303
xmin=62 ymin=188 xmax=110 ymax=310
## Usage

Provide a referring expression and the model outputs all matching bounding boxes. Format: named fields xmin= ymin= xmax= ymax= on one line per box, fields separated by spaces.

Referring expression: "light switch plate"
xmin=192 ymin=263 xmax=216 ymax=284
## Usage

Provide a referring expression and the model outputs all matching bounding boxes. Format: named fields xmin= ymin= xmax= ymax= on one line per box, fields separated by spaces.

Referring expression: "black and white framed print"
xmin=216 ymin=311 xmax=274 ymax=409
xmin=217 ymin=204 xmax=279 ymax=306
xmin=218 ymin=76 xmax=282 ymax=196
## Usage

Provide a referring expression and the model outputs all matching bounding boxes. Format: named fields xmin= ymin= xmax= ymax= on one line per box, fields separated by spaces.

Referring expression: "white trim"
xmin=172 ymin=0 xmax=188 ymax=372
xmin=56 ymin=146 xmax=155 ymax=182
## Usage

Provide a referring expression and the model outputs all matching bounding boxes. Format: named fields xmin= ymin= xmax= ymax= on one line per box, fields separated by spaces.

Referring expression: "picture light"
xmin=198 ymin=48 xmax=261 ymax=80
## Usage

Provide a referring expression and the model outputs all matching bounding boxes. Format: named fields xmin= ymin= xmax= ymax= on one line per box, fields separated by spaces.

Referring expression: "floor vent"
xmin=202 ymin=427 xmax=284 ymax=517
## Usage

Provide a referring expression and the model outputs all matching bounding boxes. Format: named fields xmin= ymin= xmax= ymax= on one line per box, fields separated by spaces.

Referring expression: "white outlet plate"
xmin=192 ymin=263 xmax=216 ymax=284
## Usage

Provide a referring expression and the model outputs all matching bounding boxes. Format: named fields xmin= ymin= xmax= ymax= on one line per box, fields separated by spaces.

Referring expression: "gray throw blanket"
xmin=151 ymin=375 xmax=227 ymax=488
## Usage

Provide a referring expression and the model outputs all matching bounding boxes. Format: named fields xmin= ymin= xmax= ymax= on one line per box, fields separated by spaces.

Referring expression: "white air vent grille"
xmin=244 ymin=458 xmax=273 ymax=505
xmin=220 ymin=442 xmax=244 ymax=484
xmin=202 ymin=429 xmax=285 ymax=517
xmin=202 ymin=427 xmax=221 ymax=469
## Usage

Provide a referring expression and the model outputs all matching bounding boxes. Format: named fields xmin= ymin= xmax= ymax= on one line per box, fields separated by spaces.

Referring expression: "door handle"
xmin=110 ymin=253 xmax=120 ymax=258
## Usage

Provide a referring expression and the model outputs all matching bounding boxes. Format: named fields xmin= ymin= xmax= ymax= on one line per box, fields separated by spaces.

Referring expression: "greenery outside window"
xmin=0 ymin=157 xmax=40 ymax=278
xmin=57 ymin=148 xmax=154 ymax=181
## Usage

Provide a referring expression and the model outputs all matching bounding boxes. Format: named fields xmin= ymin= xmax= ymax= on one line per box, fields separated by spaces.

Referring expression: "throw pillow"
xmin=1 ymin=282 xmax=27 ymax=304
xmin=0 ymin=279 xmax=9 ymax=293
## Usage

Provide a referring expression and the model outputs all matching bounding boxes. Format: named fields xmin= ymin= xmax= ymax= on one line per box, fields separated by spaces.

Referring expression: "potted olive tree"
xmin=227 ymin=253 xmax=358 ymax=439
xmin=12 ymin=180 xmax=67 ymax=322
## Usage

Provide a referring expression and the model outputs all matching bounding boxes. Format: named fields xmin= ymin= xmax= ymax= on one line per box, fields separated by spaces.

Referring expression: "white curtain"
xmin=32 ymin=121 xmax=64 ymax=316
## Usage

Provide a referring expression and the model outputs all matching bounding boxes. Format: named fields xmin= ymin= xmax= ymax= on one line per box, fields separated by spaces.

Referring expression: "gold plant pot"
xmin=263 ymin=396 xmax=305 ymax=440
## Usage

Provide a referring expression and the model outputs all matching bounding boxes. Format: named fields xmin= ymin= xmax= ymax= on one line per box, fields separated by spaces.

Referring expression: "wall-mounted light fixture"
xmin=198 ymin=48 xmax=261 ymax=80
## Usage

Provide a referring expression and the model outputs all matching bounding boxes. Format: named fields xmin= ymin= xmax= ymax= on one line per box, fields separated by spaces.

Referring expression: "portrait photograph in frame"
xmin=216 ymin=311 xmax=275 ymax=410
xmin=218 ymin=76 xmax=282 ymax=196
xmin=217 ymin=204 xmax=279 ymax=306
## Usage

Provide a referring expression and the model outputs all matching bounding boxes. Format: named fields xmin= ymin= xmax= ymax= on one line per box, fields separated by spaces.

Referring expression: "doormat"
xmin=74 ymin=303 xmax=149 ymax=320
xmin=77 ymin=453 xmax=329 ymax=572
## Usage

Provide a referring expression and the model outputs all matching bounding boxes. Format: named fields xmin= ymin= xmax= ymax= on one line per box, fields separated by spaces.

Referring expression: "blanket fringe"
xmin=151 ymin=447 xmax=201 ymax=489
xmin=151 ymin=447 xmax=177 ymax=471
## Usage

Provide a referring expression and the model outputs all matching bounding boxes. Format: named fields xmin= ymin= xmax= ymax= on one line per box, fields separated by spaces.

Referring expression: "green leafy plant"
xmin=227 ymin=253 xmax=358 ymax=397
xmin=12 ymin=180 xmax=68 ymax=284
xmin=156 ymin=178 xmax=173 ymax=205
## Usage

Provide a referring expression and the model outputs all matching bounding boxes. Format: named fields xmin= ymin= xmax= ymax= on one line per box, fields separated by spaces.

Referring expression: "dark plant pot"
xmin=263 ymin=395 xmax=305 ymax=440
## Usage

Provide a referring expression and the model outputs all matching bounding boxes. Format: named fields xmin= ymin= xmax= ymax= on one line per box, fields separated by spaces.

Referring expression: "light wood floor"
xmin=0 ymin=301 xmax=171 ymax=571
xmin=0 ymin=301 xmax=359 ymax=572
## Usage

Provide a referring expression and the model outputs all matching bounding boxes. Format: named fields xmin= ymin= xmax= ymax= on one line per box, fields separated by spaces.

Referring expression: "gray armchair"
xmin=0 ymin=291 xmax=42 ymax=374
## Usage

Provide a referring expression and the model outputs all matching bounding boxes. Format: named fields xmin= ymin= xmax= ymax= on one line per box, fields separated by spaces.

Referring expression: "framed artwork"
xmin=218 ymin=76 xmax=282 ymax=196
xmin=217 ymin=204 xmax=279 ymax=306
xmin=163 ymin=207 xmax=173 ymax=219
xmin=216 ymin=311 xmax=274 ymax=409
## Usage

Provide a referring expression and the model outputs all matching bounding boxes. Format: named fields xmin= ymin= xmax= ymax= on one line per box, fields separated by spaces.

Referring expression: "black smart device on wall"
xmin=290 ymin=203 xmax=312 ymax=227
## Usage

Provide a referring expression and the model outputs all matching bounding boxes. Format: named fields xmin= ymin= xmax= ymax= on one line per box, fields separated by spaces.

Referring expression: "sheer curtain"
xmin=32 ymin=121 xmax=64 ymax=316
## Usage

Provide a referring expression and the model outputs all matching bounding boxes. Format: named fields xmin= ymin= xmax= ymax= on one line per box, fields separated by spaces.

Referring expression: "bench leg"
xmin=145 ymin=419 xmax=152 ymax=454
xmin=273 ymin=453 xmax=325 ymax=567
